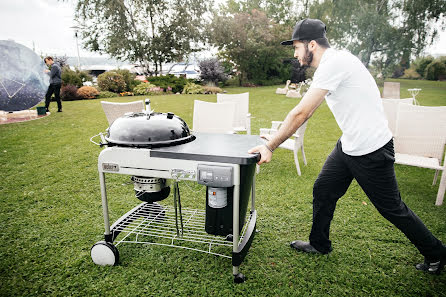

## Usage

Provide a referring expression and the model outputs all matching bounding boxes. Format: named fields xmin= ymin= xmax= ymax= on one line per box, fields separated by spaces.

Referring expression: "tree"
xmin=222 ymin=0 xmax=299 ymax=25
xmin=209 ymin=9 xmax=291 ymax=85
xmin=199 ymin=58 xmax=228 ymax=84
xmin=304 ymin=0 xmax=445 ymax=76
xmin=74 ymin=0 xmax=211 ymax=75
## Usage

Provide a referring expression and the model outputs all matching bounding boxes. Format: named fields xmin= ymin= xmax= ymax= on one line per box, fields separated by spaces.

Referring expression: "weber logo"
xmin=102 ymin=163 xmax=119 ymax=172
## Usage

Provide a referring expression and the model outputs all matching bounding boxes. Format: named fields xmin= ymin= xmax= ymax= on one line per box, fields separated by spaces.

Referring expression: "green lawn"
xmin=0 ymin=79 xmax=445 ymax=296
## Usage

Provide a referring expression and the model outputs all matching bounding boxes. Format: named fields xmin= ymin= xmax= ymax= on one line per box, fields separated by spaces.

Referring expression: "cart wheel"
xmin=234 ymin=273 xmax=246 ymax=283
xmin=91 ymin=241 xmax=119 ymax=266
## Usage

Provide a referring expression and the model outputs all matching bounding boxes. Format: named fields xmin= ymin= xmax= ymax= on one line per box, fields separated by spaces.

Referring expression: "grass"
xmin=0 ymin=79 xmax=445 ymax=296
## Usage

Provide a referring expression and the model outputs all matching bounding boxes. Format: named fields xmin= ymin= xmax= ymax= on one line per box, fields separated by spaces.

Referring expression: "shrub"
xmin=114 ymin=69 xmax=138 ymax=91
xmin=401 ymin=68 xmax=421 ymax=79
xmin=199 ymin=58 xmax=228 ymax=84
xmin=77 ymin=86 xmax=99 ymax=99
xmin=133 ymin=82 xmax=164 ymax=95
xmin=97 ymin=71 xmax=126 ymax=93
xmin=182 ymin=82 xmax=203 ymax=94
xmin=98 ymin=91 xmax=119 ymax=99
xmin=60 ymin=84 xmax=79 ymax=101
xmin=415 ymin=56 xmax=434 ymax=77
xmin=202 ymin=85 xmax=223 ymax=94
xmin=147 ymin=74 xmax=188 ymax=94
xmin=61 ymin=67 xmax=92 ymax=88
xmin=119 ymin=92 xmax=134 ymax=96
xmin=425 ymin=60 xmax=446 ymax=81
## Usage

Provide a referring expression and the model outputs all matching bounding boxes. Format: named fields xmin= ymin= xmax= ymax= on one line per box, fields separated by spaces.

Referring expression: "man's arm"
xmin=248 ymin=88 xmax=328 ymax=164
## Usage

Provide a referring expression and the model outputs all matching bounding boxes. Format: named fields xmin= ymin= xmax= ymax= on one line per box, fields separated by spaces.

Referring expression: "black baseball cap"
xmin=281 ymin=18 xmax=326 ymax=45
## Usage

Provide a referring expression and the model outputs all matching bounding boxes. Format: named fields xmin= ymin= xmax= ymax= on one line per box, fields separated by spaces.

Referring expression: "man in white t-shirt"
xmin=248 ymin=18 xmax=445 ymax=274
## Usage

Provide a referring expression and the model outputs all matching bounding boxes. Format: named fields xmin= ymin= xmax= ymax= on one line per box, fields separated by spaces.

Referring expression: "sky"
xmin=0 ymin=0 xmax=445 ymax=59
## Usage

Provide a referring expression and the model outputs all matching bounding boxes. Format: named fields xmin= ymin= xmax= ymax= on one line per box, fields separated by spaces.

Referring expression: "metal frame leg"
xmin=232 ymin=165 xmax=257 ymax=282
xmin=99 ymin=172 xmax=112 ymax=242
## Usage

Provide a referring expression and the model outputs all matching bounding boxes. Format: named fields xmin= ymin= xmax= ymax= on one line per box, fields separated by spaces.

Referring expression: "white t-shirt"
xmin=310 ymin=48 xmax=392 ymax=156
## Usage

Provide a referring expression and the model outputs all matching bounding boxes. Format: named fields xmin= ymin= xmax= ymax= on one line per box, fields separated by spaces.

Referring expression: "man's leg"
xmin=305 ymin=140 xmax=354 ymax=253
xmin=345 ymin=139 xmax=445 ymax=267
xmin=54 ymin=84 xmax=62 ymax=111
xmin=45 ymin=84 xmax=55 ymax=111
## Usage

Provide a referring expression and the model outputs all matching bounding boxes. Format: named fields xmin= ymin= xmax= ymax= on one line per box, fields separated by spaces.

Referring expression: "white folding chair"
xmin=193 ymin=100 xmax=236 ymax=134
xmin=382 ymin=98 xmax=414 ymax=135
xmin=260 ymin=121 xmax=308 ymax=175
xmin=276 ymin=80 xmax=290 ymax=95
xmin=286 ymin=82 xmax=303 ymax=98
xmin=101 ymin=100 xmax=144 ymax=125
xmin=382 ymin=82 xmax=400 ymax=99
xmin=394 ymin=104 xmax=446 ymax=205
xmin=217 ymin=92 xmax=251 ymax=134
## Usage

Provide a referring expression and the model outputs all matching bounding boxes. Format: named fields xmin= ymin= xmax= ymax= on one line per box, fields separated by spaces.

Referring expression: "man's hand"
xmin=248 ymin=144 xmax=272 ymax=165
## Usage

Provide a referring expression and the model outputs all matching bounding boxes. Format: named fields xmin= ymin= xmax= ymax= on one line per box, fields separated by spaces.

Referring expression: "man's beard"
xmin=302 ymin=44 xmax=313 ymax=66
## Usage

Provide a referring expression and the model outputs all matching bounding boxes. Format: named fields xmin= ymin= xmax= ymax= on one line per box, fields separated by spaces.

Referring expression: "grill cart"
xmin=90 ymin=111 xmax=263 ymax=283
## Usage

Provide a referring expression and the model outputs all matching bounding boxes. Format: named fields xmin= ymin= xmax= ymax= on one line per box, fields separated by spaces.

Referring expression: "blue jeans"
xmin=310 ymin=139 xmax=445 ymax=260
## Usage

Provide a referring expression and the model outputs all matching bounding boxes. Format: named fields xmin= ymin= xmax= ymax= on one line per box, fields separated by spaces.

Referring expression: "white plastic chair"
xmin=101 ymin=100 xmax=144 ymax=125
xmin=260 ymin=121 xmax=308 ymax=175
xmin=286 ymin=82 xmax=303 ymax=98
xmin=193 ymin=100 xmax=236 ymax=134
xmin=394 ymin=104 xmax=446 ymax=205
xmin=216 ymin=92 xmax=251 ymax=134
xmin=276 ymin=80 xmax=290 ymax=95
xmin=382 ymin=82 xmax=400 ymax=99
xmin=382 ymin=98 xmax=414 ymax=135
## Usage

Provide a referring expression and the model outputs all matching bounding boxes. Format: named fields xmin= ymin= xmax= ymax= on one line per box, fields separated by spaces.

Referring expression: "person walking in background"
xmin=44 ymin=56 xmax=62 ymax=112
xmin=249 ymin=18 xmax=445 ymax=274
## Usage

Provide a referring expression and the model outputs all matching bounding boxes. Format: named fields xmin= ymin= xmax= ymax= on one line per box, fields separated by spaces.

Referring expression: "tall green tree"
xmin=304 ymin=0 xmax=445 ymax=75
xmin=209 ymin=9 xmax=291 ymax=85
xmin=74 ymin=0 xmax=211 ymax=74
xmin=222 ymin=0 xmax=298 ymax=25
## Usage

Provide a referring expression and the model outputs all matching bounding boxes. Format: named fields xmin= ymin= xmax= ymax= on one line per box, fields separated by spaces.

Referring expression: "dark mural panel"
xmin=0 ymin=40 xmax=49 ymax=112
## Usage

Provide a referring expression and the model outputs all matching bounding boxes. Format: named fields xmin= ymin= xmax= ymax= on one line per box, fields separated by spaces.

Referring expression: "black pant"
xmin=310 ymin=139 xmax=445 ymax=260
xmin=45 ymin=83 xmax=62 ymax=111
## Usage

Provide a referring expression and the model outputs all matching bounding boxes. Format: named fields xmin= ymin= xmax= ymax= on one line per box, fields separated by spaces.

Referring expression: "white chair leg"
xmin=433 ymin=170 xmax=439 ymax=185
xmin=435 ymin=170 xmax=445 ymax=206
xmin=293 ymin=149 xmax=301 ymax=176
xmin=256 ymin=164 xmax=260 ymax=174
xmin=301 ymin=145 xmax=307 ymax=166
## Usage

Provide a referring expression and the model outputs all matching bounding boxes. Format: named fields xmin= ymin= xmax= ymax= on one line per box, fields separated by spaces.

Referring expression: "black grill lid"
xmin=105 ymin=112 xmax=195 ymax=148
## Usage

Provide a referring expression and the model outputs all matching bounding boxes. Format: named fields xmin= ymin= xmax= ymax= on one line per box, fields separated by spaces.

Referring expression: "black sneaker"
xmin=57 ymin=110 xmax=62 ymax=112
xmin=290 ymin=240 xmax=329 ymax=254
xmin=416 ymin=255 xmax=445 ymax=275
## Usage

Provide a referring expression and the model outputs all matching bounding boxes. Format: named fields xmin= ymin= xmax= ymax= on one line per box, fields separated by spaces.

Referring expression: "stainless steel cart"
xmin=91 ymin=133 xmax=262 ymax=283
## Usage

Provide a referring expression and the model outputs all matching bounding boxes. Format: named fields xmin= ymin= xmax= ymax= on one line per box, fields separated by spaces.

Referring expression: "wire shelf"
xmin=112 ymin=202 xmax=251 ymax=258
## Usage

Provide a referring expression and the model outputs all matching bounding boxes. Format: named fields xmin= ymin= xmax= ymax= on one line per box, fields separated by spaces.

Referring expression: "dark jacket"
xmin=49 ymin=62 xmax=62 ymax=84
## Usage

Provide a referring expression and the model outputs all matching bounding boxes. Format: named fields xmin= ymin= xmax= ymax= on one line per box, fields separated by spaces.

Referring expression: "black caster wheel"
xmin=234 ymin=273 xmax=246 ymax=283
xmin=91 ymin=241 xmax=119 ymax=266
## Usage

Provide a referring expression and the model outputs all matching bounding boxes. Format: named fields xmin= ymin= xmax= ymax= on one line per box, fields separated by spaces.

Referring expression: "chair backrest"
xmin=382 ymin=98 xmax=414 ymax=135
xmin=382 ymin=82 xmax=400 ymax=99
xmin=101 ymin=100 xmax=144 ymax=125
xmin=382 ymin=98 xmax=414 ymax=104
xmin=193 ymin=100 xmax=236 ymax=133
xmin=216 ymin=92 xmax=249 ymax=130
xmin=394 ymin=104 xmax=446 ymax=159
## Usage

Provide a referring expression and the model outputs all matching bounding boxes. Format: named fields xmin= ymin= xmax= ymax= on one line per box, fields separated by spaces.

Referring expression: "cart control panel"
xmin=197 ymin=165 xmax=233 ymax=187
xmin=170 ymin=169 xmax=196 ymax=180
